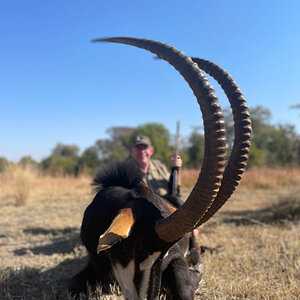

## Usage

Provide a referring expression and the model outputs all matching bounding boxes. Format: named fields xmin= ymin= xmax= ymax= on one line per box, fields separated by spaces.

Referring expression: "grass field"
xmin=0 ymin=167 xmax=299 ymax=299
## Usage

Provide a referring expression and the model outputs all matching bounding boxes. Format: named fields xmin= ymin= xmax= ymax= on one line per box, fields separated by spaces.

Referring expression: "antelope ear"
xmin=97 ymin=208 xmax=134 ymax=253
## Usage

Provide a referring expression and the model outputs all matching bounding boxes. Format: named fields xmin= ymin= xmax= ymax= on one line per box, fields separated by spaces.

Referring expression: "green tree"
xmin=223 ymin=107 xmax=234 ymax=149
xmin=93 ymin=126 xmax=134 ymax=164
xmin=247 ymin=144 xmax=265 ymax=168
xmin=185 ymin=127 xmax=205 ymax=168
xmin=19 ymin=156 xmax=37 ymax=167
xmin=0 ymin=157 xmax=9 ymax=173
xmin=41 ymin=143 xmax=80 ymax=176
xmin=248 ymin=106 xmax=299 ymax=168
xmin=78 ymin=146 xmax=101 ymax=175
xmin=52 ymin=143 xmax=79 ymax=158
xmin=106 ymin=126 xmax=135 ymax=149
xmin=95 ymin=139 xmax=127 ymax=162
xmin=41 ymin=155 xmax=78 ymax=176
xmin=265 ymin=125 xmax=296 ymax=167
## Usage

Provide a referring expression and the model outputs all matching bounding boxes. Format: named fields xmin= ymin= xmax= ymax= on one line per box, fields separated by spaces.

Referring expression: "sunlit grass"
xmin=181 ymin=167 xmax=300 ymax=189
xmin=0 ymin=164 xmax=38 ymax=206
xmin=0 ymin=167 xmax=299 ymax=299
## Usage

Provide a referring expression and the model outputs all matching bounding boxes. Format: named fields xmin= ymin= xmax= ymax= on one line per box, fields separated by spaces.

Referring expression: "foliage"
xmin=249 ymin=106 xmax=299 ymax=167
xmin=41 ymin=143 xmax=80 ymax=176
xmin=106 ymin=126 xmax=134 ymax=149
xmin=91 ymin=124 xmax=173 ymax=166
xmin=77 ymin=147 xmax=101 ymax=175
xmin=3 ymin=105 xmax=300 ymax=175
xmin=19 ymin=156 xmax=38 ymax=167
xmin=0 ymin=157 xmax=9 ymax=173
xmin=223 ymin=108 xmax=234 ymax=148
xmin=247 ymin=144 xmax=265 ymax=168
xmin=95 ymin=139 xmax=128 ymax=162
xmin=41 ymin=155 xmax=79 ymax=176
xmin=52 ymin=143 xmax=80 ymax=158
xmin=184 ymin=126 xmax=205 ymax=168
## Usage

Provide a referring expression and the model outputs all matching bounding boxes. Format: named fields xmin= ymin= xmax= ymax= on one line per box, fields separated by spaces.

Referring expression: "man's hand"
xmin=171 ymin=155 xmax=182 ymax=170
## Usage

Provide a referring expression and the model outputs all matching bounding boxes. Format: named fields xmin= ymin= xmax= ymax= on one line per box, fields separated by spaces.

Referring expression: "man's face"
xmin=130 ymin=144 xmax=154 ymax=168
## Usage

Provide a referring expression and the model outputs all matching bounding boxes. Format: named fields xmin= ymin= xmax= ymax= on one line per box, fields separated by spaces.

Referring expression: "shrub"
xmin=0 ymin=157 xmax=9 ymax=173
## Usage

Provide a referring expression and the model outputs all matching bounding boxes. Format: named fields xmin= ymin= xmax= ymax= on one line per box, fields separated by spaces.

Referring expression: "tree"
xmin=250 ymin=105 xmax=272 ymax=130
xmin=19 ymin=156 xmax=37 ymax=167
xmin=41 ymin=143 xmax=80 ymax=176
xmin=93 ymin=126 xmax=134 ymax=164
xmin=185 ymin=127 xmax=205 ymax=168
xmin=290 ymin=104 xmax=300 ymax=110
xmin=95 ymin=139 xmax=127 ymax=161
xmin=223 ymin=107 xmax=235 ymax=149
xmin=247 ymin=144 xmax=265 ymax=168
xmin=52 ymin=143 xmax=79 ymax=158
xmin=106 ymin=126 xmax=135 ymax=149
xmin=265 ymin=125 xmax=297 ymax=167
xmin=248 ymin=106 xmax=300 ymax=167
xmin=41 ymin=155 xmax=78 ymax=176
xmin=0 ymin=157 xmax=9 ymax=173
xmin=78 ymin=146 xmax=101 ymax=175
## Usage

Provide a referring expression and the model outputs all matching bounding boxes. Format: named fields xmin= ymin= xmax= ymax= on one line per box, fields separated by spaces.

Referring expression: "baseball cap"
xmin=131 ymin=135 xmax=152 ymax=147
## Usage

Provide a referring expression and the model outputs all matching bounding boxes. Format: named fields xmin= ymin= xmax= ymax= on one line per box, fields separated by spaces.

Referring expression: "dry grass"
xmin=181 ymin=167 xmax=300 ymax=189
xmin=0 ymin=168 xmax=299 ymax=299
xmin=241 ymin=168 xmax=300 ymax=189
xmin=198 ymin=224 xmax=299 ymax=299
xmin=0 ymin=164 xmax=39 ymax=206
xmin=181 ymin=168 xmax=199 ymax=188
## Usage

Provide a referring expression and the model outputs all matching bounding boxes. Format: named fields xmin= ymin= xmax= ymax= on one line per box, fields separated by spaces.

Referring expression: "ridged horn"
xmin=191 ymin=58 xmax=252 ymax=226
xmin=93 ymin=37 xmax=227 ymax=242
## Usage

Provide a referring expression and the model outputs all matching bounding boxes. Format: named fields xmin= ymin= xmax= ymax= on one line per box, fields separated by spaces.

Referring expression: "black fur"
xmin=69 ymin=162 xmax=201 ymax=299
xmin=93 ymin=161 xmax=143 ymax=191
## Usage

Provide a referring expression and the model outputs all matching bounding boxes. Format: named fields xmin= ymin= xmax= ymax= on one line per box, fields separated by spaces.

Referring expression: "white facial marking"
xmin=140 ymin=251 xmax=161 ymax=270
xmin=112 ymin=260 xmax=137 ymax=299
xmin=112 ymin=252 xmax=161 ymax=300
xmin=139 ymin=251 xmax=161 ymax=299
xmin=163 ymin=250 xmax=170 ymax=259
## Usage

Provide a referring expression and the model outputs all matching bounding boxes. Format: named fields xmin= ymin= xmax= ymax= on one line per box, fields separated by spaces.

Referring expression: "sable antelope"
xmin=69 ymin=37 xmax=251 ymax=299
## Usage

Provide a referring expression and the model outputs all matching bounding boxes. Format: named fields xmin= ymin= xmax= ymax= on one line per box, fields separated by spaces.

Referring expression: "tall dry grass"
xmin=0 ymin=164 xmax=92 ymax=207
xmin=242 ymin=168 xmax=300 ymax=189
xmin=0 ymin=167 xmax=299 ymax=299
xmin=180 ymin=169 xmax=198 ymax=188
xmin=181 ymin=167 xmax=300 ymax=189
xmin=0 ymin=164 xmax=38 ymax=206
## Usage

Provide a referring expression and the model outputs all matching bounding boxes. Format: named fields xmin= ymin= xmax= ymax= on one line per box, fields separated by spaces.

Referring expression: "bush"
xmin=41 ymin=155 xmax=79 ymax=176
xmin=0 ymin=157 xmax=9 ymax=173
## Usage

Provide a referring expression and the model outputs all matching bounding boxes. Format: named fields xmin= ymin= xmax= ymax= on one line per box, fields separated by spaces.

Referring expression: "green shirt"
xmin=127 ymin=158 xmax=170 ymax=197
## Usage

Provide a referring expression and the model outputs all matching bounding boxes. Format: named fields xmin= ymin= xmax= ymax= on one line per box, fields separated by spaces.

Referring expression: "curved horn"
xmin=93 ymin=37 xmax=227 ymax=242
xmin=191 ymin=58 xmax=251 ymax=226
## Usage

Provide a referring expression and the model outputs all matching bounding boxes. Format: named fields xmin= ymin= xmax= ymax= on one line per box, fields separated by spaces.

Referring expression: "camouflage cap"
xmin=131 ymin=135 xmax=152 ymax=147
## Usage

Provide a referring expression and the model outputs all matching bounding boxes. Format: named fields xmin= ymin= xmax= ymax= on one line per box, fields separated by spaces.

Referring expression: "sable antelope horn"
xmin=190 ymin=58 xmax=251 ymax=226
xmin=93 ymin=37 xmax=227 ymax=242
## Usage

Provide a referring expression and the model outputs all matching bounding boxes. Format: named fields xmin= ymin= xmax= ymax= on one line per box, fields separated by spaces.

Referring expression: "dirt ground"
xmin=0 ymin=173 xmax=299 ymax=299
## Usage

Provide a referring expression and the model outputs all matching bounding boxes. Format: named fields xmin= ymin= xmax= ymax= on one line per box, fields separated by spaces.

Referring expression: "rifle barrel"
xmin=175 ymin=121 xmax=180 ymax=156
xmin=172 ymin=121 xmax=180 ymax=196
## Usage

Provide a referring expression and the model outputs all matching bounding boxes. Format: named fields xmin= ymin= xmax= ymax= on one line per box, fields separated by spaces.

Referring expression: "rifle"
xmin=172 ymin=121 xmax=180 ymax=196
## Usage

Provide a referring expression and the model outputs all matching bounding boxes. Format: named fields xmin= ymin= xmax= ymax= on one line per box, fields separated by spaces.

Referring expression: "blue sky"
xmin=1 ymin=0 xmax=300 ymax=162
